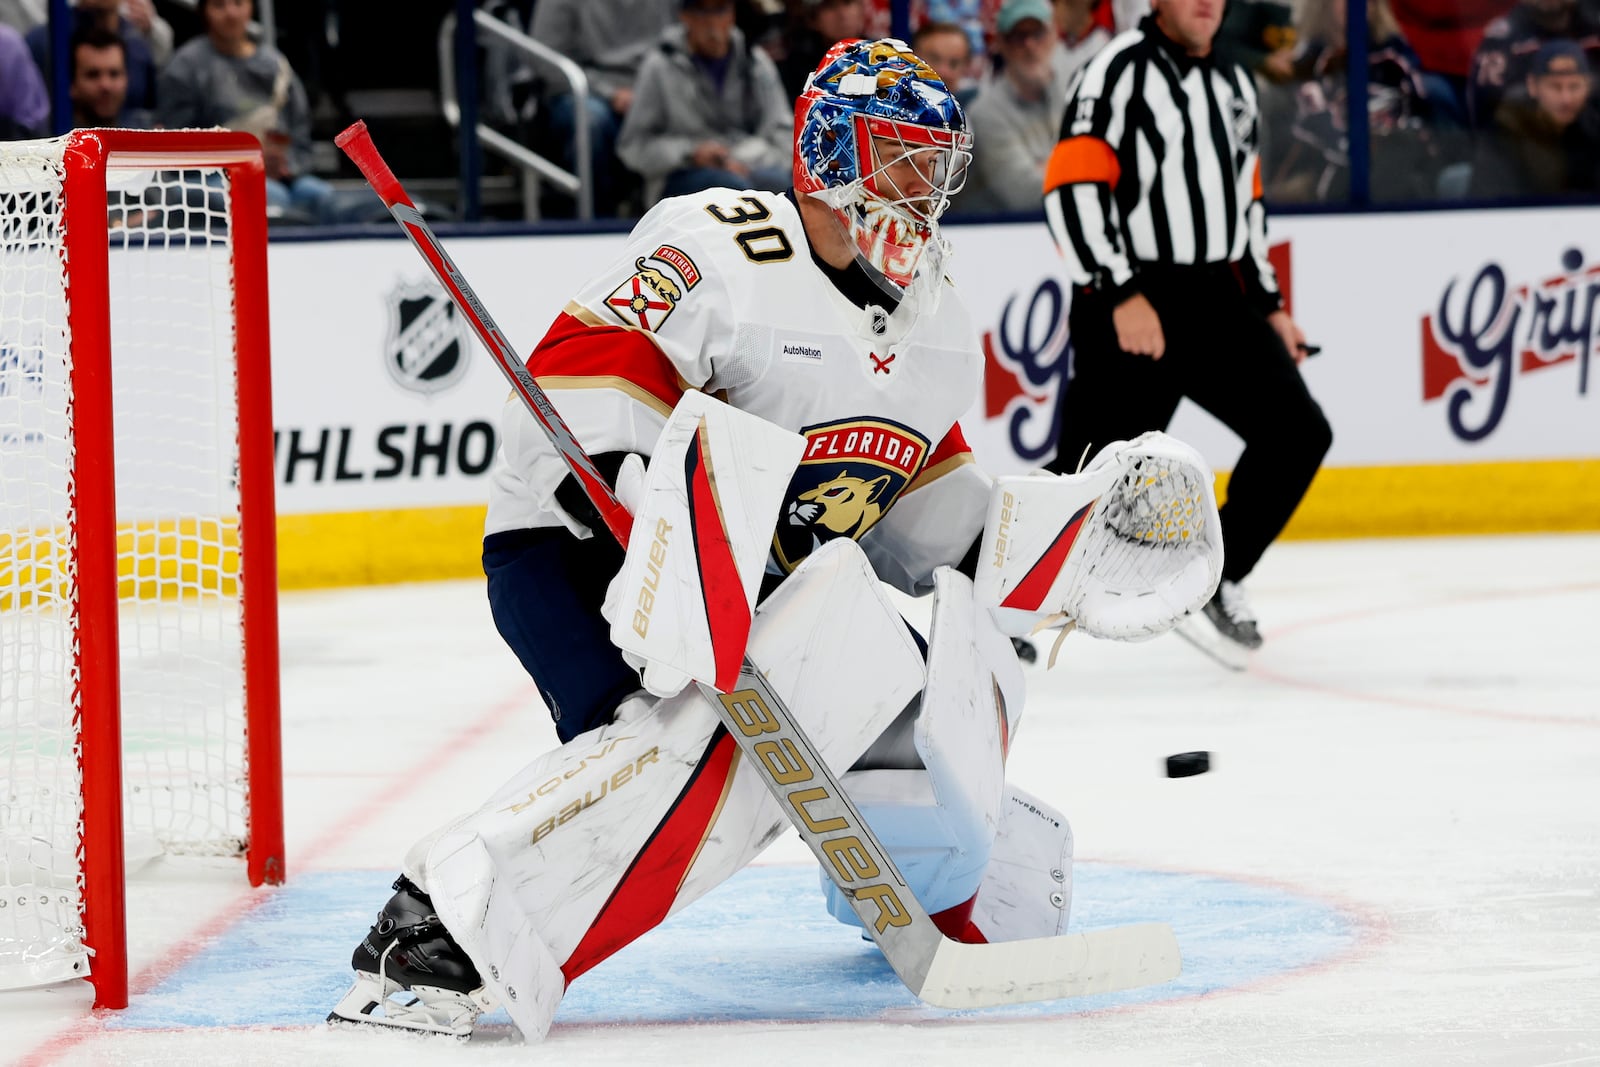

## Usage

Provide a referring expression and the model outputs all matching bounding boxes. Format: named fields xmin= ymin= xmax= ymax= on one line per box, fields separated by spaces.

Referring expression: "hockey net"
xmin=0 ymin=131 xmax=283 ymax=1010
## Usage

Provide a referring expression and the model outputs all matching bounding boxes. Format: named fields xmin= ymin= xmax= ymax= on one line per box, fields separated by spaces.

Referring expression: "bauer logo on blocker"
xmin=385 ymin=278 xmax=473 ymax=395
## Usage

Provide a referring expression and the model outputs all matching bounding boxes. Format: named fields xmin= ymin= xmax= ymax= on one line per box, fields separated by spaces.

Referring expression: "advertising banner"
xmin=257 ymin=206 xmax=1597 ymax=582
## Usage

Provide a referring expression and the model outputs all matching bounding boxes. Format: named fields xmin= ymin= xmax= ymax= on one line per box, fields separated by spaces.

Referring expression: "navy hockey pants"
xmin=483 ymin=526 xmax=639 ymax=744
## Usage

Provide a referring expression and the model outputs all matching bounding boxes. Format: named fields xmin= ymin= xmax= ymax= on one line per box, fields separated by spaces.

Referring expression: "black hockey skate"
xmin=327 ymin=875 xmax=495 ymax=1038
xmin=1173 ymin=580 xmax=1262 ymax=671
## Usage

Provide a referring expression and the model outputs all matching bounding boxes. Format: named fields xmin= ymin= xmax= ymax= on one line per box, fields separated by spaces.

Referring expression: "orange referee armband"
xmin=1043 ymin=136 xmax=1120 ymax=195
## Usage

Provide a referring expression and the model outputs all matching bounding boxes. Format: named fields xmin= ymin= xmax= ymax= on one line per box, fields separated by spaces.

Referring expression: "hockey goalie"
xmin=328 ymin=38 xmax=1222 ymax=1041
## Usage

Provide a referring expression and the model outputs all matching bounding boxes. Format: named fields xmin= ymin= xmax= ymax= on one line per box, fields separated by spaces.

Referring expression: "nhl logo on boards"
xmin=384 ymin=278 xmax=473 ymax=395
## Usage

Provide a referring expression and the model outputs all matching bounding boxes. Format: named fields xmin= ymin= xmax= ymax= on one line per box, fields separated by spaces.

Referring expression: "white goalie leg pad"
xmin=417 ymin=539 xmax=923 ymax=1040
xmin=976 ymin=430 xmax=1223 ymax=643
xmin=425 ymin=829 xmax=564 ymax=1041
xmin=602 ymin=389 xmax=806 ymax=696
xmin=821 ymin=566 xmax=1024 ymax=928
xmin=969 ymin=784 xmax=1075 ymax=942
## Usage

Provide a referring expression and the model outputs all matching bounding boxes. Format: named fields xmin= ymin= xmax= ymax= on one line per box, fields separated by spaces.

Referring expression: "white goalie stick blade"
xmin=705 ymin=665 xmax=1181 ymax=1008
xmin=918 ymin=923 xmax=1180 ymax=1008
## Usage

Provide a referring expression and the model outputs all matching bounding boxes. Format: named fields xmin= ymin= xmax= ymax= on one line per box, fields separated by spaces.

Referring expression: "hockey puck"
xmin=1165 ymin=751 xmax=1211 ymax=777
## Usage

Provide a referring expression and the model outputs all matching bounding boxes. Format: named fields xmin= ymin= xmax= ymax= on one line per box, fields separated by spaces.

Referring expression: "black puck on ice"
xmin=1165 ymin=751 xmax=1211 ymax=778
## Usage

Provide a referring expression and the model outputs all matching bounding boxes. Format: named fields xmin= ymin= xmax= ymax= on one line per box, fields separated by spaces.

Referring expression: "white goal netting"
xmin=1 ymin=139 xmax=253 ymax=989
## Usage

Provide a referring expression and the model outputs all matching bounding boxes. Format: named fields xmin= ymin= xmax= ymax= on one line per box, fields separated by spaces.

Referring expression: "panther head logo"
xmin=634 ymin=257 xmax=682 ymax=305
xmin=787 ymin=470 xmax=892 ymax=538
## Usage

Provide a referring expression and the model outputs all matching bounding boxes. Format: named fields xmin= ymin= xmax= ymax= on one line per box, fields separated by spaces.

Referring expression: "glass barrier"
xmin=1228 ymin=0 xmax=1596 ymax=207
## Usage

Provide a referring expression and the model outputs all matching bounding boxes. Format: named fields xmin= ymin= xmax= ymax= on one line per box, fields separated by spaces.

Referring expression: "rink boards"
xmin=250 ymin=206 xmax=1600 ymax=587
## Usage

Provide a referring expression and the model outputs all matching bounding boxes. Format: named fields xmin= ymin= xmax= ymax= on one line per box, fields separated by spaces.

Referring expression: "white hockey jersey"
xmin=485 ymin=188 xmax=991 ymax=595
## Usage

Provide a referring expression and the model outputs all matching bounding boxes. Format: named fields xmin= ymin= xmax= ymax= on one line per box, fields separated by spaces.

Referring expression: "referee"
xmin=1041 ymin=0 xmax=1331 ymax=669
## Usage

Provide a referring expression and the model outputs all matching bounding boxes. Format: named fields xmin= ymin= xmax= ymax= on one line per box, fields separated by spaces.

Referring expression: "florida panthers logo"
xmin=772 ymin=418 xmax=930 ymax=572
xmin=791 ymin=471 xmax=892 ymax=535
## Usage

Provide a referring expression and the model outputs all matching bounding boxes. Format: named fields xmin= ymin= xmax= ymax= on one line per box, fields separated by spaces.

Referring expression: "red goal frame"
xmin=56 ymin=129 xmax=285 ymax=1010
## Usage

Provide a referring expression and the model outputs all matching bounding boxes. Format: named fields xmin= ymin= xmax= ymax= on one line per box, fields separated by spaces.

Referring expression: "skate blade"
xmin=326 ymin=973 xmax=485 ymax=1040
xmin=1172 ymin=617 xmax=1249 ymax=672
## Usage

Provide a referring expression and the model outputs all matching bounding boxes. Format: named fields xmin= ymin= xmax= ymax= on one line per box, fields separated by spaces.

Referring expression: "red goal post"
xmin=0 ymin=130 xmax=284 ymax=1010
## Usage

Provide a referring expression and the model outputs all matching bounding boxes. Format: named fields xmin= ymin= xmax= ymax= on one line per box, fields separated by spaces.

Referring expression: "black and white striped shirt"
xmin=1043 ymin=16 xmax=1281 ymax=312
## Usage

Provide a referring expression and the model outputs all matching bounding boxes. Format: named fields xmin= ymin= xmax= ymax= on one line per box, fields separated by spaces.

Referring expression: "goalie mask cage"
xmin=0 ymin=130 xmax=283 ymax=1011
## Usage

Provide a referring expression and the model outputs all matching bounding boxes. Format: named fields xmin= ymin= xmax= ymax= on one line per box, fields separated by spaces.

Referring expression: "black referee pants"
xmin=1047 ymin=265 xmax=1332 ymax=584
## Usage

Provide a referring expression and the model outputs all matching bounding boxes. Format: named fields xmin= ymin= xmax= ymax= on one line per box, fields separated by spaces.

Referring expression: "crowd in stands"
xmin=510 ymin=0 xmax=1599 ymax=214
xmin=0 ymin=0 xmax=364 ymax=222
xmin=5 ymin=0 xmax=1596 ymax=220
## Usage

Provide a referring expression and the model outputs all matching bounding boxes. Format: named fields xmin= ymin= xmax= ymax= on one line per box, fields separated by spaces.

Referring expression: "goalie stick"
xmin=335 ymin=121 xmax=1180 ymax=1009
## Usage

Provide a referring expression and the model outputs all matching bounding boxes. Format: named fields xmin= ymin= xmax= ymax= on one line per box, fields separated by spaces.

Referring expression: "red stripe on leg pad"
xmin=686 ymin=421 xmax=752 ymax=693
xmin=1000 ymin=499 xmax=1098 ymax=612
xmin=561 ymin=730 xmax=740 ymax=982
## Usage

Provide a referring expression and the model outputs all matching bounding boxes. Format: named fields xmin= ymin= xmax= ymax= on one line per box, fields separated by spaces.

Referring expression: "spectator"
xmin=959 ymin=0 xmax=1072 ymax=213
xmin=0 ymin=0 xmax=45 ymax=33
xmin=739 ymin=0 xmax=788 ymax=56
xmin=1217 ymin=0 xmax=1296 ymax=84
xmin=1470 ymin=37 xmax=1600 ymax=193
xmin=117 ymin=0 xmax=169 ymax=65
xmin=530 ymin=0 xmax=673 ymax=216
xmin=1051 ymin=0 xmax=1112 ymax=83
xmin=1469 ymin=0 xmax=1600 ymax=125
xmin=617 ymin=0 xmax=792 ymax=204
xmin=26 ymin=0 xmax=161 ymax=125
xmin=1393 ymin=0 xmax=1517 ymax=86
xmin=69 ymin=24 xmax=147 ymax=127
xmin=157 ymin=0 xmax=337 ymax=224
xmin=779 ymin=0 xmax=868 ymax=99
xmin=918 ymin=1 xmax=996 ymax=68
xmin=913 ymin=19 xmax=979 ymax=103
xmin=1 ymin=21 xmax=48 ymax=138
xmin=1263 ymin=0 xmax=1448 ymax=201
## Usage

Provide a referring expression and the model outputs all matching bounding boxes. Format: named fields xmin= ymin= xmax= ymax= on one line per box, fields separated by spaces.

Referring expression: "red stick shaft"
xmin=335 ymin=121 xmax=634 ymax=547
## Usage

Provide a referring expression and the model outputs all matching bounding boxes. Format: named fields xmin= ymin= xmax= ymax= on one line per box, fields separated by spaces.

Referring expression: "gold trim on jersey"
xmin=904 ymin=451 xmax=975 ymax=495
xmin=568 ymin=298 xmax=677 ymax=348
xmin=534 ymin=374 xmax=676 ymax=417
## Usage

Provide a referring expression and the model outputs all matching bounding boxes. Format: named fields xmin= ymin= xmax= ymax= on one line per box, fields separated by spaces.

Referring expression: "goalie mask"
xmin=795 ymin=38 xmax=972 ymax=296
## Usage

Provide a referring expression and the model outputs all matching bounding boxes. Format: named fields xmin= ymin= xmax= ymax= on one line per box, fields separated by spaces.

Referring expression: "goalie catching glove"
xmin=975 ymin=431 xmax=1223 ymax=651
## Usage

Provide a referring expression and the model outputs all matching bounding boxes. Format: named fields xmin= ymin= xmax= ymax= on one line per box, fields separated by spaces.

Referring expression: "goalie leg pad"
xmin=821 ymin=567 xmax=1025 ymax=933
xmin=969 ymin=784 xmax=1075 ymax=942
xmin=412 ymin=539 xmax=924 ymax=1040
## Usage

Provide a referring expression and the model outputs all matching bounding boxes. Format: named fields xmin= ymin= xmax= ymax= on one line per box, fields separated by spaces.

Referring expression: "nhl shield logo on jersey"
xmin=604 ymin=257 xmax=684 ymax=332
xmin=772 ymin=417 xmax=930 ymax=572
xmin=384 ymin=278 xmax=473 ymax=394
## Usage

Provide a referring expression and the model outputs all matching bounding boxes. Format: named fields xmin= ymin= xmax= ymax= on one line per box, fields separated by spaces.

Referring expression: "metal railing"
xmin=438 ymin=7 xmax=593 ymax=220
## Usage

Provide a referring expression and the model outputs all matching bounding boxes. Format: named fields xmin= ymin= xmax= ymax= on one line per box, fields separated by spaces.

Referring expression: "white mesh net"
xmin=0 ymin=138 xmax=251 ymax=990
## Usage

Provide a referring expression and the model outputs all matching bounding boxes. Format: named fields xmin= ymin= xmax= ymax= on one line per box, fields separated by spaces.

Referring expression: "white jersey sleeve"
xmin=484 ymin=195 xmax=757 ymax=537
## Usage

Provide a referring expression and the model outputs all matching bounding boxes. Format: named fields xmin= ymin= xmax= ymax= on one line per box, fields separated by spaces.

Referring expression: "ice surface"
xmin=5 ymin=534 xmax=1598 ymax=1066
